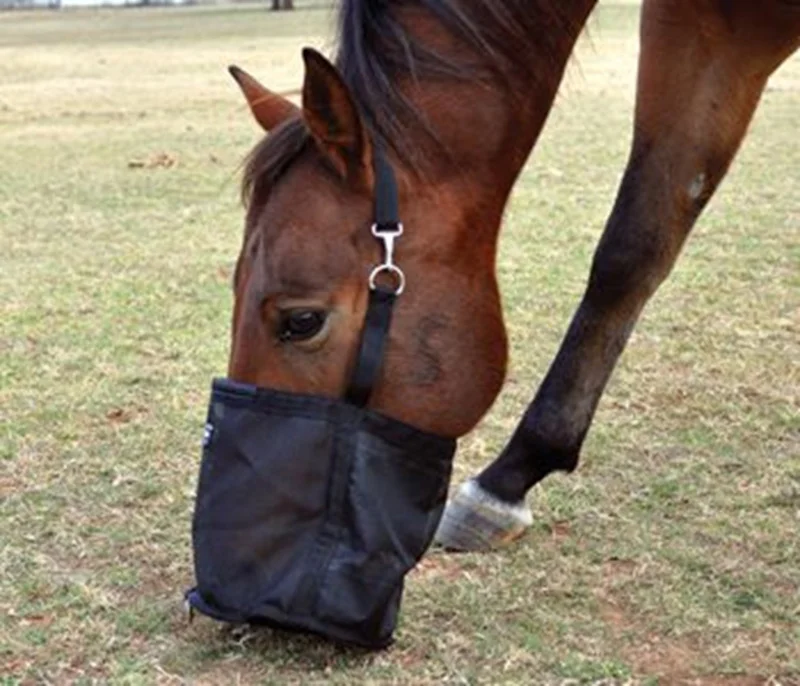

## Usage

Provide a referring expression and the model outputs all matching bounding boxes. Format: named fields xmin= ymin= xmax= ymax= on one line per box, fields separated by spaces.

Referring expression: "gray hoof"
xmin=434 ymin=479 xmax=532 ymax=551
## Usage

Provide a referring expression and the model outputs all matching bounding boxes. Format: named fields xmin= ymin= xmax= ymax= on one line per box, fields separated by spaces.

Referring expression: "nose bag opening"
xmin=186 ymin=380 xmax=455 ymax=648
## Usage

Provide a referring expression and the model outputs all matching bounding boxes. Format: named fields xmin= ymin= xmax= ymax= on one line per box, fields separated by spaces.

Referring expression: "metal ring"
xmin=369 ymin=264 xmax=406 ymax=295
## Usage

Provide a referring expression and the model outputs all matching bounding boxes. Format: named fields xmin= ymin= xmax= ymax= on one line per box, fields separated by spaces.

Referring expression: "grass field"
xmin=1 ymin=3 xmax=798 ymax=684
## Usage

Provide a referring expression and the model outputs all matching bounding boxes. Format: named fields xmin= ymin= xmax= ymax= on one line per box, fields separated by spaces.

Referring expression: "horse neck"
xmin=393 ymin=0 xmax=598 ymax=218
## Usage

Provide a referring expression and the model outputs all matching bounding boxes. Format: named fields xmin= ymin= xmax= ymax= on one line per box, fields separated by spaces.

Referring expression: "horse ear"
xmin=301 ymin=47 xmax=371 ymax=183
xmin=228 ymin=65 xmax=299 ymax=132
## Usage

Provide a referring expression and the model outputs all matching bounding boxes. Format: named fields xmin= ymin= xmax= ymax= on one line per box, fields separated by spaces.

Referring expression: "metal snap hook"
xmin=369 ymin=222 xmax=405 ymax=295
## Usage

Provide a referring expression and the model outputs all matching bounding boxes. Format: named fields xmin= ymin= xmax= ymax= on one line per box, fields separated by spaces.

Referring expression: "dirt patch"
xmin=595 ymin=595 xmax=789 ymax=685
xmin=0 ymin=476 xmax=23 ymax=498
xmin=549 ymin=520 xmax=573 ymax=542
xmin=602 ymin=557 xmax=639 ymax=579
xmin=595 ymin=569 xmax=780 ymax=684
xmin=128 ymin=152 xmax=178 ymax=169
xmin=411 ymin=554 xmax=464 ymax=582
xmin=105 ymin=405 xmax=150 ymax=424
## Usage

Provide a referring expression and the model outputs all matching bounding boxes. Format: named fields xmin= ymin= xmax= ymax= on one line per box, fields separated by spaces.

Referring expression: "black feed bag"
xmin=186 ymin=378 xmax=455 ymax=648
xmin=185 ymin=150 xmax=457 ymax=649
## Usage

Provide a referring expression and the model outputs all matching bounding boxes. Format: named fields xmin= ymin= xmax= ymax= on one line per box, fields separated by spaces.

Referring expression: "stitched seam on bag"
xmin=285 ymin=414 xmax=358 ymax=618
xmin=309 ymin=418 xmax=362 ymax=621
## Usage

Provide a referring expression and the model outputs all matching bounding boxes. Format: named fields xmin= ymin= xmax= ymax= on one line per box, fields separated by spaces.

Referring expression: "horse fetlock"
xmin=434 ymin=479 xmax=533 ymax=551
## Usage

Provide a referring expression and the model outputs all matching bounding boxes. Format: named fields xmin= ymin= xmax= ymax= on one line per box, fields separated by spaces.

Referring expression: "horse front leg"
xmin=436 ymin=0 xmax=800 ymax=550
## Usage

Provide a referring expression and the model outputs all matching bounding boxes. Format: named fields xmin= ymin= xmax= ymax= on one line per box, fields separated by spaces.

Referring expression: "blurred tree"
xmin=271 ymin=0 xmax=293 ymax=9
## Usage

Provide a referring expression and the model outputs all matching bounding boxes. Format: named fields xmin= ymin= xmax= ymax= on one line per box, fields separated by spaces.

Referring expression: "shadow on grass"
xmin=183 ymin=619 xmax=379 ymax=674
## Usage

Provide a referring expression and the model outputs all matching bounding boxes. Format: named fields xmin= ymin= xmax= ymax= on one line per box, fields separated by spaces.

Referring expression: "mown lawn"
xmin=1 ymin=3 xmax=798 ymax=684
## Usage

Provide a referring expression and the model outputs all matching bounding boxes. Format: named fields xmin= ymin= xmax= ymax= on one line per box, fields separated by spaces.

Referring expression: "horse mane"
xmin=243 ymin=0 xmax=580 ymax=202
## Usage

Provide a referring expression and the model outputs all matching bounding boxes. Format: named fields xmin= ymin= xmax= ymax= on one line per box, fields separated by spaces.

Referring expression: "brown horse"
xmin=226 ymin=0 xmax=800 ymax=551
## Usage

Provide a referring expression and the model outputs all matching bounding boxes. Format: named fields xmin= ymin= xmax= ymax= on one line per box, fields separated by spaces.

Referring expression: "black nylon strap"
xmin=372 ymin=147 xmax=399 ymax=228
xmin=345 ymin=286 xmax=396 ymax=407
xmin=344 ymin=147 xmax=400 ymax=407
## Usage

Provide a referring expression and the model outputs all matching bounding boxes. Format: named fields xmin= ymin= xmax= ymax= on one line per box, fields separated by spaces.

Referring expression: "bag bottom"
xmin=184 ymin=588 xmax=394 ymax=651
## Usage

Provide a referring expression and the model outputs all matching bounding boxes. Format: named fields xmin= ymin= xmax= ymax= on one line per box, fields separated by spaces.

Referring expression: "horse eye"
xmin=278 ymin=310 xmax=327 ymax=342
